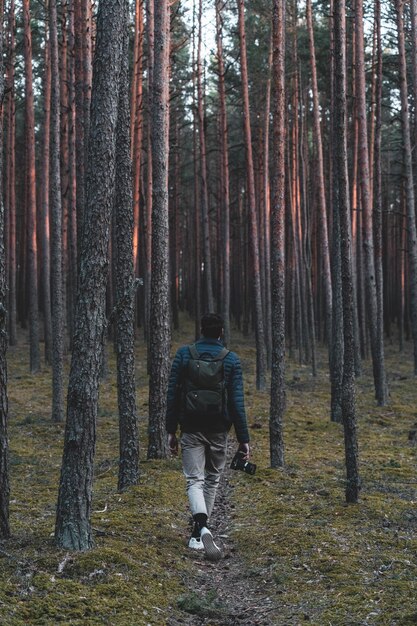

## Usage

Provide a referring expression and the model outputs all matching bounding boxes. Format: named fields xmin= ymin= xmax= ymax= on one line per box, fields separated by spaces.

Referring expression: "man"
xmin=166 ymin=313 xmax=250 ymax=561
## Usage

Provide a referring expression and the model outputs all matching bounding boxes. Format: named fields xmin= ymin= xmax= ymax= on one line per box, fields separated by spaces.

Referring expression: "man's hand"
xmin=168 ymin=433 xmax=178 ymax=456
xmin=238 ymin=442 xmax=250 ymax=460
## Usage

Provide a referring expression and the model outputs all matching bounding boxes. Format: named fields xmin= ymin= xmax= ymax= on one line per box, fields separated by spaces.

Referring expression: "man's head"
xmin=201 ymin=313 xmax=224 ymax=339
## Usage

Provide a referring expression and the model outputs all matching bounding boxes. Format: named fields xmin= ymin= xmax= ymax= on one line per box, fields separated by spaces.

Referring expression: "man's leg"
xmin=181 ymin=432 xmax=223 ymax=561
xmin=204 ymin=432 xmax=228 ymax=519
xmin=181 ymin=432 xmax=207 ymax=517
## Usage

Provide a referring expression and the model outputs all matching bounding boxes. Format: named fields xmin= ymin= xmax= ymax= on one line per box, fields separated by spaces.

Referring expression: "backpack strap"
xmin=188 ymin=344 xmax=229 ymax=361
xmin=212 ymin=347 xmax=230 ymax=361
xmin=189 ymin=344 xmax=200 ymax=360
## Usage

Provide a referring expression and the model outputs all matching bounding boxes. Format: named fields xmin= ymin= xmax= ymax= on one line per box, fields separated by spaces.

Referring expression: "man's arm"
xmin=166 ymin=348 xmax=184 ymax=437
xmin=228 ymin=356 xmax=250 ymax=447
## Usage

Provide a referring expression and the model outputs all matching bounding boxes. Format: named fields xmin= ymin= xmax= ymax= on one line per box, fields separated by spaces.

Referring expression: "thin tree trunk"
xmin=216 ymin=0 xmax=230 ymax=345
xmin=55 ymin=0 xmax=125 ymax=550
xmin=50 ymin=0 xmax=65 ymax=422
xmin=131 ymin=0 xmax=144 ymax=279
xmin=373 ymin=0 xmax=386 ymax=400
xmin=82 ymin=0 xmax=92 ymax=156
xmin=115 ymin=9 xmax=139 ymax=490
xmin=306 ymin=0 xmax=332 ymax=353
xmin=147 ymin=0 xmax=170 ymax=460
xmin=192 ymin=0 xmax=201 ymax=339
xmin=410 ymin=0 xmax=417 ymax=163
xmin=355 ymin=0 xmax=387 ymax=404
xmin=145 ymin=0 xmax=154 ymax=339
xmin=349 ymin=37 xmax=362 ymax=376
xmin=23 ymin=0 xmax=40 ymax=373
xmin=0 ymin=0 xmax=10 ymax=538
xmin=40 ymin=41 xmax=53 ymax=364
xmin=60 ymin=1 xmax=69 ymax=348
xmin=264 ymin=38 xmax=273 ymax=368
xmin=237 ymin=0 xmax=267 ymax=390
xmin=6 ymin=0 xmax=16 ymax=346
xmin=170 ymin=117 xmax=180 ymax=330
xmin=395 ymin=0 xmax=417 ymax=375
xmin=334 ymin=0 xmax=360 ymax=503
xmin=198 ymin=0 xmax=214 ymax=312
xmin=270 ymin=0 xmax=286 ymax=468
xmin=67 ymin=0 xmax=78 ymax=344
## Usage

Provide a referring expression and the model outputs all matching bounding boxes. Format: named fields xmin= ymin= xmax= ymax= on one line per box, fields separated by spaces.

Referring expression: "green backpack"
xmin=182 ymin=344 xmax=230 ymax=421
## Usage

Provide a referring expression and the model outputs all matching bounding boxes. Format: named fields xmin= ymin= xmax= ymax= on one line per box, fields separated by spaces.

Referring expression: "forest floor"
xmin=1 ymin=320 xmax=417 ymax=625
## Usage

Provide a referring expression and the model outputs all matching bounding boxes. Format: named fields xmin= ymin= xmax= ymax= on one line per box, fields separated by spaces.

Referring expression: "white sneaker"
xmin=200 ymin=527 xmax=222 ymax=561
xmin=188 ymin=536 xmax=204 ymax=551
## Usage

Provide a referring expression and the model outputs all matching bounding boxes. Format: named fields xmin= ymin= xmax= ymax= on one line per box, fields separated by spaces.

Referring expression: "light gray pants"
xmin=181 ymin=431 xmax=228 ymax=519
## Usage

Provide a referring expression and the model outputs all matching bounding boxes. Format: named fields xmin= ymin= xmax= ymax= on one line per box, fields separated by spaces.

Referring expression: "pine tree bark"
xmin=40 ymin=16 xmax=52 ymax=366
xmin=237 ymin=0 xmax=267 ymax=390
xmin=115 ymin=8 xmax=139 ymax=490
xmin=147 ymin=0 xmax=170 ymax=459
xmin=355 ymin=0 xmax=387 ymax=404
xmin=373 ymin=0 xmax=385 ymax=401
xmin=192 ymin=1 xmax=201 ymax=339
xmin=145 ymin=0 xmax=154 ymax=339
xmin=0 ymin=0 xmax=10 ymax=538
xmin=131 ymin=0 xmax=144 ymax=278
xmin=395 ymin=0 xmax=417 ymax=374
xmin=6 ymin=0 xmax=16 ymax=347
xmin=334 ymin=0 xmax=360 ymax=503
xmin=270 ymin=0 xmax=286 ymax=468
xmin=60 ymin=2 xmax=70 ymax=344
xmin=50 ymin=0 xmax=65 ymax=422
xmin=23 ymin=0 xmax=40 ymax=373
xmin=306 ymin=0 xmax=332 ymax=352
xmin=67 ymin=0 xmax=78 ymax=343
xmin=410 ymin=0 xmax=417 ymax=154
xmin=197 ymin=0 xmax=214 ymax=312
xmin=55 ymin=0 xmax=125 ymax=551
xmin=216 ymin=0 xmax=231 ymax=345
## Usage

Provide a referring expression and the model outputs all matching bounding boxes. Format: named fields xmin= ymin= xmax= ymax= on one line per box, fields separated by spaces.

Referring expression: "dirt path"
xmin=167 ymin=447 xmax=279 ymax=625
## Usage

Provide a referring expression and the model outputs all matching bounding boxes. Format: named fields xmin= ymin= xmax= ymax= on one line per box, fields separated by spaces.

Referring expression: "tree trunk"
xmin=216 ymin=0 xmax=231 ymax=345
xmin=6 ymin=0 xmax=16 ymax=347
xmin=147 ymin=0 xmax=170 ymax=460
xmin=355 ymin=0 xmax=387 ymax=404
xmin=170 ymin=117 xmax=180 ymax=330
xmin=192 ymin=0 xmax=201 ymax=339
xmin=74 ymin=0 xmax=85 ymax=253
xmin=40 ymin=38 xmax=53 ymax=365
xmin=0 ymin=0 xmax=10 ymax=538
xmin=237 ymin=0 xmax=267 ymax=390
xmin=131 ymin=0 xmax=144 ymax=280
xmin=410 ymin=0 xmax=417 ymax=163
xmin=373 ymin=0 xmax=386 ymax=400
xmin=306 ymin=0 xmax=332 ymax=353
xmin=60 ymin=1 xmax=70 ymax=348
xmin=334 ymin=0 xmax=360 ymax=503
xmin=55 ymin=0 xmax=125 ymax=551
xmin=270 ymin=0 xmax=286 ymax=468
xmin=264 ymin=39 xmax=273 ymax=368
xmin=395 ymin=0 xmax=417 ymax=375
xmin=82 ymin=0 xmax=92 ymax=156
xmin=145 ymin=0 xmax=154 ymax=339
xmin=23 ymin=0 xmax=40 ymax=373
xmin=67 ymin=0 xmax=78 ymax=344
xmin=197 ymin=0 xmax=214 ymax=312
xmin=115 ymin=9 xmax=139 ymax=490
xmin=50 ymin=0 xmax=65 ymax=422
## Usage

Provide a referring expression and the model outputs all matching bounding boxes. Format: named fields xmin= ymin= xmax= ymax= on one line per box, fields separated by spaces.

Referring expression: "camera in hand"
xmin=230 ymin=451 xmax=256 ymax=475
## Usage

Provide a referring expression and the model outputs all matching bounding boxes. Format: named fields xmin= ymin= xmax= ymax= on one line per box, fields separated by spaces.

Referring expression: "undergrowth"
xmin=1 ymin=321 xmax=416 ymax=625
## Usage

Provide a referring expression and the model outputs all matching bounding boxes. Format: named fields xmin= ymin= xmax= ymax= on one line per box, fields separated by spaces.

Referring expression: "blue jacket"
xmin=166 ymin=337 xmax=250 ymax=443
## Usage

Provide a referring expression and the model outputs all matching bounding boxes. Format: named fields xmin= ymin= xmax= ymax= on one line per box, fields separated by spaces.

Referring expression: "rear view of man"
xmin=166 ymin=313 xmax=250 ymax=561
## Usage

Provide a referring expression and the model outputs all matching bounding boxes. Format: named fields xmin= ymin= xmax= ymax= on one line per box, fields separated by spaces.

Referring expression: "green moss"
xmin=2 ymin=332 xmax=417 ymax=624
